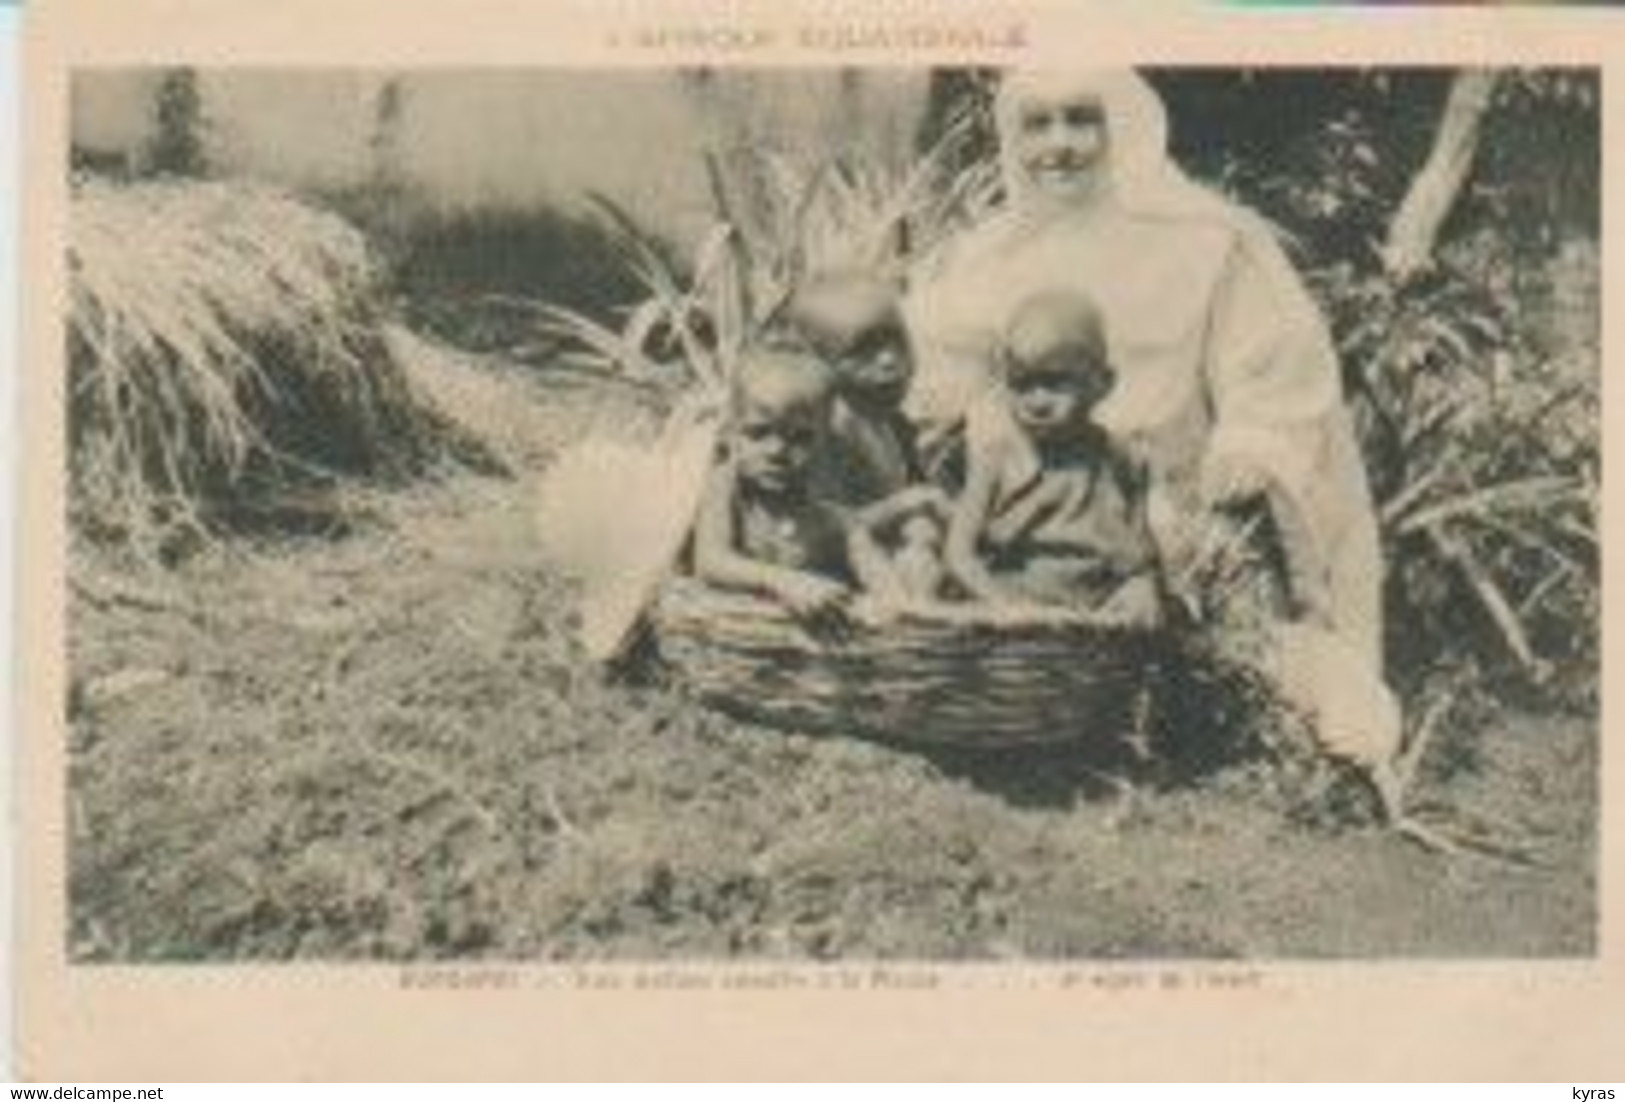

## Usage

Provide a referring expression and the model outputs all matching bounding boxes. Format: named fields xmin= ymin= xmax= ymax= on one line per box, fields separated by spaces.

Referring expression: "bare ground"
xmin=66 ymin=372 xmax=1597 ymax=963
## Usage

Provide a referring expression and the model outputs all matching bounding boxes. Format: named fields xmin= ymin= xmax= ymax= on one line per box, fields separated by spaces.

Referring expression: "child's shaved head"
xmin=732 ymin=346 xmax=835 ymax=419
xmin=783 ymin=270 xmax=913 ymax=410
xmin=999 ymin=291 xmax=1115 ymax=439
xmin=1001 ymin=289 xmax=1111 ymax=384
xmin=784 ymin=271 xmax=902 ymax=355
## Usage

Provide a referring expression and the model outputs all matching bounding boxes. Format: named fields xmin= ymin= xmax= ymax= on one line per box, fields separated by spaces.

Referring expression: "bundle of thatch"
xmin=68 ymin=179 xmax=452 ymax=556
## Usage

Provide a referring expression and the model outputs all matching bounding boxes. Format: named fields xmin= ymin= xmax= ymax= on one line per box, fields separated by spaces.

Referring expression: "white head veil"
xmin=993 ymin=68 xmax=1221 ymax=225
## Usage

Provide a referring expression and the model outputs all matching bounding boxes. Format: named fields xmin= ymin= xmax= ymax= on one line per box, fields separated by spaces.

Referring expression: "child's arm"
xmin=851 ymin=484 xmax=951 ymax=534
xmin=846 ymin=486 xmax=949 ymax=601
xmin=1112 ymin=450 xmax=1163 ymax=574
xmin=944 ymin=448 xmax=1013 ymax=604
xmin=1094 ymin=450 xmax=1172 ymax=626
xmin=692 ymin=464 xmax=851 ymax=621
xmin=847 ymin=517 xmax=902 ymax=603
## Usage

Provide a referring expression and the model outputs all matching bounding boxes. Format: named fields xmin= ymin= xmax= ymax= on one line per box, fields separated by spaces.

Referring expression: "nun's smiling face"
xmin=1010 ymin=92 xmax=1109 ymax=203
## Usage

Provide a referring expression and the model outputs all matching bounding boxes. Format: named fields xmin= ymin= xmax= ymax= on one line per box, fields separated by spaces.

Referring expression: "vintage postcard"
xmin=13 ymin=0 xmax=1624 ymax=1081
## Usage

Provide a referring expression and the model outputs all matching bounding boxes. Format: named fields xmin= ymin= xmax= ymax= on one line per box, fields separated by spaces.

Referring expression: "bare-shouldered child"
xmin=945 ymin=289 xmax=1162 ymax=623
xmin=691 ymin=346 xmax=855 ymax=633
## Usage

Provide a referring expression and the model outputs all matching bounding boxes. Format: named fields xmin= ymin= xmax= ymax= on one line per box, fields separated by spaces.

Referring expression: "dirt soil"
xmin=66 ymin=373 xmax=1597 ymax=963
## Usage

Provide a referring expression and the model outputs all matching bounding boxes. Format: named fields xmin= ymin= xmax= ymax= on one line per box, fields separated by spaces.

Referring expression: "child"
xmin=782 ymin=271 xmax=921 ymax=508
xmin=691 ymin=346 xmax=854 ymax=631
xmin=945 ymin=289 xmax=1162 ymax=620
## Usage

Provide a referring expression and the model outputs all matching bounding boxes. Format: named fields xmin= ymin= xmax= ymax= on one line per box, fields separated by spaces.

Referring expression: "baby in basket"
xmin=944 ymin=289 xmax=1163 ymax=622
xmin=691 ymin=345 xmax=856 ymax=633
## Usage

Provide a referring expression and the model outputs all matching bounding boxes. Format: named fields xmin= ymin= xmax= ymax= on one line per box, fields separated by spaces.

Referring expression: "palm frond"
xmin=1392 ymin=474 xmax=1591 ymax=536
xmin=1425 ymin=524 xmax=1540 ymax=674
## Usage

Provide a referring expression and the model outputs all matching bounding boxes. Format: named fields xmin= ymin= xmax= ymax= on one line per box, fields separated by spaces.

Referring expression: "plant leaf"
xmin=1425 ymin=524 xmax=1539 ymax=672
xmin=1394 ymin=474 xmax=1591 ymax=536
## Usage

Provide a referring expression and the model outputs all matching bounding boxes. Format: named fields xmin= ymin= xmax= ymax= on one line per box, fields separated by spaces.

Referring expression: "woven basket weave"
xmin=655 ymin=578 xmax=1163 ymax=749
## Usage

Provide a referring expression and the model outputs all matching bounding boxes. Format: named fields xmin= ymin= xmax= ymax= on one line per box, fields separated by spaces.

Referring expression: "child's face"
xmin=833 ymin=319 xmax=913 ymax=410
xmin=1006 ymin=347 xmax=1110 ymax=441
xmin=732 ymin=391 xmax=826 ymax=497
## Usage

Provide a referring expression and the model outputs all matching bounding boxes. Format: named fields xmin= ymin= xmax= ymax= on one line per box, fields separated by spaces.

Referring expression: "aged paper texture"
xmin=16 ymin=0 xmax=1624 ymax=1081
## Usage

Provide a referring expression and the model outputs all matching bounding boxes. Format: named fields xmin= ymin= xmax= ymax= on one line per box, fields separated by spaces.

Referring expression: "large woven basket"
xmin=655 ymin=578 xmax=1164 ymax=749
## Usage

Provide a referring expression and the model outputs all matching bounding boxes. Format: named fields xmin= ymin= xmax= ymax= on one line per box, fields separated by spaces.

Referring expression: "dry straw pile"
xmin=68 ymin=179 xmax=447 ymax=559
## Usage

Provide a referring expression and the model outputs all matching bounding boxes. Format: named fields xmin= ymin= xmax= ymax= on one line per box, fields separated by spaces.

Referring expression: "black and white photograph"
xmin=62 ymin=64 xmax=1599 ymax=964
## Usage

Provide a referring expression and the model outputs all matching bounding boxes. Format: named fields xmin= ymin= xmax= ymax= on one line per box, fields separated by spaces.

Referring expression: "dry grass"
xmin=67 ymin=433 xmax=1599 ymax=962
xmin=68 ymin=179 xmax=449 ymax=560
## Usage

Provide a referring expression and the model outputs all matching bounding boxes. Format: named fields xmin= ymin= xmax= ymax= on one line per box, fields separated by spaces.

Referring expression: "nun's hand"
xmin=1198 ymin=450 xmax=1271 ymax=509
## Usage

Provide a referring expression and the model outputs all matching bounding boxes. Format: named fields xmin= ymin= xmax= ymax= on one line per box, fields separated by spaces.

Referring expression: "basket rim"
xmin=659 ymin=575 xmax=1161 ymax=633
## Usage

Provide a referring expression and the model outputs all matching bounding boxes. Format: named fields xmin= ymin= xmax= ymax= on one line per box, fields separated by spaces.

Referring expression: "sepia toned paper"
xmin=15 ymin=0 xmax=1625 ymax=1081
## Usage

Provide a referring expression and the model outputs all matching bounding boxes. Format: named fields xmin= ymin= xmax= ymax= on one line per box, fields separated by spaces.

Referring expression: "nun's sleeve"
xmin=1202 ymin=219 xmax=1345 ymax=502
xmin=1202 ymin=216 xmax=1386 ymax=664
